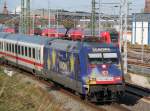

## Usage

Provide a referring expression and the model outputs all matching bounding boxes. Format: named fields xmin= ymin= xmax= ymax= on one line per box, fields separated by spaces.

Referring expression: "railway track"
xmin=128 ymin=45 xmax=150 ymax=51
xmin=127 ymin=50 xmax=150 ymax=64
xmin=128 ymin=48 xmax=150 ymax=53
xmin=1 ymin=64 xmax=131 ymax=111
xmin=128 ymin=61 xmax=150 ymax=68
xmin=125 ymin=83 xmax=150 ymax=100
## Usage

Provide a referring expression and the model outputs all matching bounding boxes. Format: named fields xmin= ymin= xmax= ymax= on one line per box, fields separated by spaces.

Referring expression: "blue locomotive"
xmin=0 ymin=32 xmax=124 ymax=102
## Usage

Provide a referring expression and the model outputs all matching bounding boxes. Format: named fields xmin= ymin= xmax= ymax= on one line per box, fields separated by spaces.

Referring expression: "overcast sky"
xmin=0 ymin=0 xmax=145 ymax=13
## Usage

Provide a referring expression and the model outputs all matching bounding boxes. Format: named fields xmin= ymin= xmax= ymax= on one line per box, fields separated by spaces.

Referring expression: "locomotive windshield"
xmin=88 ymin=52 xmax=118 ymax=64
xmin=103 ymin=53 xmax=118 ymax=64
xmin=88 ymin=53 xmax=103 ymax=64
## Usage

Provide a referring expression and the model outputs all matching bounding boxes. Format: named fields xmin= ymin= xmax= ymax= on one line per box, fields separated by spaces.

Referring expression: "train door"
xmin=74 ymin=55 xmax=82 ymax=92
xmin=34 ymin=47 xmax=41 ymax=74
xmin=32 ymin=47 xmax=36 ymax=74
xmin=15 ymin=43 xmax=18 ymax=65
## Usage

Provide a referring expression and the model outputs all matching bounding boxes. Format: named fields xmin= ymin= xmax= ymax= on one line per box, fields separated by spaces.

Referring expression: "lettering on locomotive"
xmin=92 ymin=48 xmax=111 ymax=52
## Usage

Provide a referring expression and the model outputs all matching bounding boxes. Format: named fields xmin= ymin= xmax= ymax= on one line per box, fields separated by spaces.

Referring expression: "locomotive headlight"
xmin=115 ymin=77 xmax=122 ymax=81
xmin=90 ymin=78 xmax=96 ymax=81
xmin=102 ymin=64 xmax=106 ymax=69
xmin=89 ymin=77 xmax=96 ymax=84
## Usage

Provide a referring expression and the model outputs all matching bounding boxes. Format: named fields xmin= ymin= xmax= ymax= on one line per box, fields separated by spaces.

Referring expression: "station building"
xmin=132 ymin=13 xmax=150 ymax=45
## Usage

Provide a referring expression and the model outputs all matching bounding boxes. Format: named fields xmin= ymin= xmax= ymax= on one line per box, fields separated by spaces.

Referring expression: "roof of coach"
xmin=0 ymin=32 xmax=10 ymax=39
xmin=2 ymin=34 xmax=54 ymax=45
xmin=48 ymin=39 xmax=118 ymax=52
xmin=48 ymin=39 xmax=82 ymax=52
xmin=83 ymin=42 xmax=117 ymax=48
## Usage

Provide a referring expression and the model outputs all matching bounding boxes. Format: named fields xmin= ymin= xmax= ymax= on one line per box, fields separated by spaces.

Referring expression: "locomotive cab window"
xmin=88 ymin=52 xmax=118 ymax=64
xmin=103 ymin=53 xmax=118 ymax=64
xmin=88 ymin=53 xmax=103 ymax=64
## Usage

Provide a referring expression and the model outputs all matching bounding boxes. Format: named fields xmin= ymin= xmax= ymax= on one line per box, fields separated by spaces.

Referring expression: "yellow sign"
xmin=70 ymin=54 xmax=75 ymax=72
xmin=47 ymin=55 xmax=51 ymax=70
xmin=52 ymin=49 xmax=56 ymax=67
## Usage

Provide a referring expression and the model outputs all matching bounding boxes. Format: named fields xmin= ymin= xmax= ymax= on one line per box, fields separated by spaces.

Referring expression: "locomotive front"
xmin=81 ymin=45 xmax=124 ymax=102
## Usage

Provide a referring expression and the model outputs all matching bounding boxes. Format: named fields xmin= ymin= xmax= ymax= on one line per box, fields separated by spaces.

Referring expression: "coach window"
xmin=7 ymin=43 xmax=9 ymax=51
xmin=3 ymin=42 xmax=5 ymax=51
xmin=20 ymin=45 xmax=22 ymax=56
xmin=29 ymin=47 xmax=31 ymax=58
xmin=0 ymin=42 xmax=1 ymax=50
xmin=25 ymin=46 xmax=27 ymax=57
xmin=2 ymin=42 xmax=4 ymax=50
xmin=9 ymin=43 xmax=11 ymax=52
xmin=35 ymin=48 xmax=38 ymax=60
xmin=3 ymin=42 xmax=6 ymax=51
xmin=5 ymin=43 xmax=6 ymax=51
xmin=7 ymin=43 xmax=9 ymax=52
xmin=0 ymin=42 xmax=3 ymax=50
xmin=32 ymin=48 xmax=35 ymax=59
xmin=15 ymin=44 xmax=17 ymax=54
xmin=18 ymin=45 xmax=21 ymax=54
xmin=21 ymin=46 xmax=24 ymax=56
xmin=1 ymin=42 xmax=3 ymax=50
xmin=12 ymin=44 xmax=14 ymax=53
xmin=5 ymin=43 xmax=7 ymax=51
xmin=2 ymin=42 xmax=3 ymax=50
xmin=35 ymin=48 xmax=40 ymax=61
xmin=6 ymin=43 xmax=8 ymax=51
xmin=0 ymin=42 xmax=2 ymax=50
xmin=38 ymin=49 xmax=41 ymax=60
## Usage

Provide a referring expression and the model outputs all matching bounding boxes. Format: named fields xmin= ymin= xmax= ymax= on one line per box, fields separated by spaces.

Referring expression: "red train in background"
xmin=68 ymin=28 xmax=84 ymax=40
xmin=3 ymin=27 xmax=15 ymax=34
xmin=66 ymin=29 xmax=119 ymax=46
xmin=2 ymin=27 xmax=119 ymax=46
xmin=31 ymin=28 xmax=120 ymax=46
xmin=42 ymin=28 xmax=66 ymax=38
xmin=100 ymin=30 xmax=119 ymax=46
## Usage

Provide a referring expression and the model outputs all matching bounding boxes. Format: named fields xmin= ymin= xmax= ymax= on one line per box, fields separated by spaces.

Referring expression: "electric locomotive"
xmin=44 ymin=39 xmax=124 ymax=102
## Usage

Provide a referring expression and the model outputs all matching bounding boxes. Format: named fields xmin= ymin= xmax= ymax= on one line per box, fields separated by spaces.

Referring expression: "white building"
xmin=132 ymin=13 xmax=150 ymax=45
